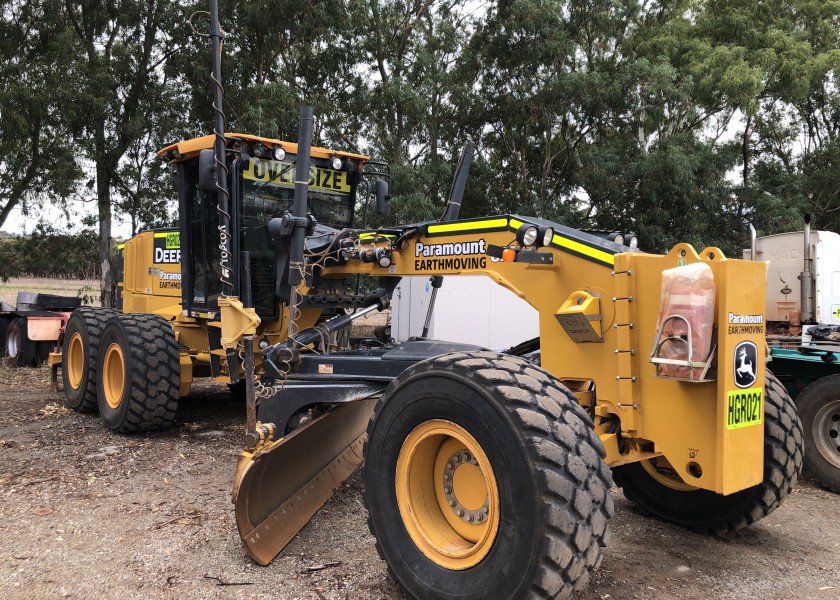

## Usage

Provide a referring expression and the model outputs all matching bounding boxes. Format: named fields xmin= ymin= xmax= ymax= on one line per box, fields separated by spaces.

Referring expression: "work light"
xmin=517 ymin=224 xmax=538 ymax=246
xmin=539 ymin=226 xmax=554 ymax=247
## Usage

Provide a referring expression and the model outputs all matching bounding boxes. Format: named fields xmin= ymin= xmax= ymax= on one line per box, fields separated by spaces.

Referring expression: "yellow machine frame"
xmin=313 ymin=217 xmax=767 ymax=494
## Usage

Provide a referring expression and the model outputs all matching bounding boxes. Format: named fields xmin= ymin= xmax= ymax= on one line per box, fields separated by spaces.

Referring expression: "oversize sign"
xmin=243 ymin=159 xmax=350 ymax=193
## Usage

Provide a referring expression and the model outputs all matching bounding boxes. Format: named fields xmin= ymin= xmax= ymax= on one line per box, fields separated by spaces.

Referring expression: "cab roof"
xmin=158 ymin=132 xmax=369 ymax=163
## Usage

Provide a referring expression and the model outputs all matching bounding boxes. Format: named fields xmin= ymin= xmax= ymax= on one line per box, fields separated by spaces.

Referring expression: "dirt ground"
xmin=1 ymin=364 xmax=839 ymax=600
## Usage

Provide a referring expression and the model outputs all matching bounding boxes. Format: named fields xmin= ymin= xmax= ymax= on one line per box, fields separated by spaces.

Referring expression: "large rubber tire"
xmin=5 ymin=317 xmax=36 ymax=367
xmin=96 ymin=314 xmax=180 ymax=433
xmin=796 ymin=374 xmax=840 ymax=493
xmin=61 ymin=307 xmax=120 ymax=413
xmin=364 ymin=351 xmax=614 ymax=600
xmin=613 ymin=371 xmax=803 ymax=534
xmin=0 ymin=318 xmax=9 ymax=357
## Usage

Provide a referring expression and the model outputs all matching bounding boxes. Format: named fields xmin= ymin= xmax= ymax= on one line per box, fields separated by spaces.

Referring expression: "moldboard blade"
xmin=232 ymin=398 xmax=377 ymax=565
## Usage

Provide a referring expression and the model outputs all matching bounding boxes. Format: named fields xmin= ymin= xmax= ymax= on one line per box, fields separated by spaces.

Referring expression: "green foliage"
xmin=3 ymin=0 xmax=840 ymax=276
xmin=0 ymin=0 xmax=82 ymax=229
xmin=0 ymin=225 xmax=99 ymax=281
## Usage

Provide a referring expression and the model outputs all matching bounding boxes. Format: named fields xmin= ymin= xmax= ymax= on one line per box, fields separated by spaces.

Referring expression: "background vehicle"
xmin=2 ymin=292 xmax=80 ymax=367
xmin=747 ymin=221 xmax=840 ymax=492
xmin=51 ymin=4 xmax=803 ymax=599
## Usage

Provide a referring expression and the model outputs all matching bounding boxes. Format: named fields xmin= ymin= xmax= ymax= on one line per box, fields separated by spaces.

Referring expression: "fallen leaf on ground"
xmin=38 ymin=403 xmax=70 ymax=418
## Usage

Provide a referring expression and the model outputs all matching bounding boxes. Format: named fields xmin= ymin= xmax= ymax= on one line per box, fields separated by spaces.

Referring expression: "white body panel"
xmin=392 ymin=275 xmax=539 ymax=349
xmin=745 ymin=230 xmax=840 ymax=324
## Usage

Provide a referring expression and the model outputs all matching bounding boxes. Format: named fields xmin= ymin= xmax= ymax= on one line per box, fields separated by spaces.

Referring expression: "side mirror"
xmin=198 ymin=149 xmax=218 ymax=192
xmin=375 ymin=179 xmax=391 ymax=217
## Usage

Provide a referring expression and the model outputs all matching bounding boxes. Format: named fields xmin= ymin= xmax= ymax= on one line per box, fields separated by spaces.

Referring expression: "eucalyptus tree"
xmin=61 ymin=0 xmax=184 ymax=305
xmin=757 ymin=0 xmax=840 ymax=232
xmin=347 ymin=0 xmax=481 ymax=220
xmin=0 ymin=0 xmax=80 ymax=230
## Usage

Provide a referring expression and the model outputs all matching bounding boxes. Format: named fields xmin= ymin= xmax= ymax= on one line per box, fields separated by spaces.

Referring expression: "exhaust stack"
xmin=800 ymin=214 xmax=814 ymax=323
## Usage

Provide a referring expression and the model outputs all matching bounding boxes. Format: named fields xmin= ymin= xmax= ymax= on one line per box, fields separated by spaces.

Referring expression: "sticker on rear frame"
xmin=726 ymin=388 xmax=763 ymax=430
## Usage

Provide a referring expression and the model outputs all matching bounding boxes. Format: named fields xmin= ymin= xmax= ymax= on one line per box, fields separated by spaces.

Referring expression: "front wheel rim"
xmin=395 ymin=419 xmax=500 ymax=570
xmin=102 ymin=342 xmax=125 ymax=409
xmin=812 ymin=399 xmax=840 ymax=469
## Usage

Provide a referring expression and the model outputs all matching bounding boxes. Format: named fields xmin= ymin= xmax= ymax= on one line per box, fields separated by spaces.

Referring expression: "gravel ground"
xmin=0 ymin=364 xmax=838 ymax=600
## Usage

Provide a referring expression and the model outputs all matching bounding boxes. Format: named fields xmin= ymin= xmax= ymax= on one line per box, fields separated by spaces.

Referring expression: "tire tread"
xmin=61 ymin=307 xmax=120 ymax=412
xmin=614 ymin=371 xmax=803 ymax=534
xmin=364 ymin=351 xmax=614 ymax=600
xmin=100 ymin=314 xmax=179 ymax=433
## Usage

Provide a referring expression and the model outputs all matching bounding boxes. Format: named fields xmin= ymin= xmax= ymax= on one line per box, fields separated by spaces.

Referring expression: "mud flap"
xmin=232 ymin=398 xmax=377 ymax=565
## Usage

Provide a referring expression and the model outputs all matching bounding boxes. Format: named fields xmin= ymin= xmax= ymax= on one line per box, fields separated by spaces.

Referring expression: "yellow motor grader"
xmin=51 ymin=7 xmax=803 ymax=599
xmin=52 ymin=114 xmax=804 ymax=599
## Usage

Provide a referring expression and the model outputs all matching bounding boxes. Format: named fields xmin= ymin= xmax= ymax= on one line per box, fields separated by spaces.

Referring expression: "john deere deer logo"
xmin=734 ymin=341 xmax=757 ymax=388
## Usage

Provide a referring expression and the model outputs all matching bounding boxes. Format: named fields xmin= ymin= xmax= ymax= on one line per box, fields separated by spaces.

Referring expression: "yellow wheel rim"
xmin=641 ymin=456 xmax=700 ymax=492
xmin=67 ymin=332 xmax=85 ymax=390
xmin=395 ymin=419 xmax=500 ymax=570
xmin=102 ymin=342 xmax=125 ymax=410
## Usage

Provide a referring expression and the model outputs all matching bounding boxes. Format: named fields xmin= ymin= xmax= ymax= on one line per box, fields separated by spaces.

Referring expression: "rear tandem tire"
xmin=0 ymin=318 xmax=9 ymax=357
xmin=61 ymin=307 xmax=120 ymax=413
xmin=97 ymin=314 xmax=180 ymax=433
xmin=5 ymin=317 xmax=36 ymax=367
xmin=613 ymin=371 xmax=803 ymax=533
xmin=796 ymin=374 xmax=840 ymax=493
xmin=36 ymin=341 xmax=53 ymax=365
xmin=364 ymin=351 xmax=614 ymax=600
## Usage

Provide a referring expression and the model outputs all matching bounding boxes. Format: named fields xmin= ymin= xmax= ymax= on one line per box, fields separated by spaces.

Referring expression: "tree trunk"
xmin=97 ymin=158 xmax=114 ymax=308
xmin=96 ymin=117 xmax=115 ymax=308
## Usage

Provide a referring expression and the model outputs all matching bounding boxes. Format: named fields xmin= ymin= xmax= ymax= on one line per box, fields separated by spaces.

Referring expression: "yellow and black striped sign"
xmin=244 ymin=159 xmax=350 ymax=193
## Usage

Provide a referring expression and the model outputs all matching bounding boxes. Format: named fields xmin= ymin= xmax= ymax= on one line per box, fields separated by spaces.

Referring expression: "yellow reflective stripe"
xmin=153 ymin=232 xmax=167 ymax=238
xmin=552 ymin=234 xmax=615 ymax=266
xmin=511 ymin=218 xmax=613 ymax=266
xmin=359 ymin=232 xmax=396 ymax=240
xmin=117 ymin=243 xmax=125 ymax=250
xmin=427 ymin=218 xmax=509 ymax=234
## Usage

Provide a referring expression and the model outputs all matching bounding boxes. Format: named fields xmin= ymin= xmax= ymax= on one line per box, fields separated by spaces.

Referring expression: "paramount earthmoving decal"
xmin=727 ymin=312 xmax=765 ymax=335
xmin=414 ymin=239 xmax=488 ymax=271
xmin=158 ymin=271 xmax=182 ymax=290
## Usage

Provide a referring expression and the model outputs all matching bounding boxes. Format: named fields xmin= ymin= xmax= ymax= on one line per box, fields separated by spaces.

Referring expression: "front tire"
xmin=97 ymin=314 xmax=180 ymax=433
xmin=796 ymin=374 xmax=840 ymax=493
xmin=364 ymin=352 xmax=613 ymax=600
xmin=613 ymin=371 xmax=803 ymax=533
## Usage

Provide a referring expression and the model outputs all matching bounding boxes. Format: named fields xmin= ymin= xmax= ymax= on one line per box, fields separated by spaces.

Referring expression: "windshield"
xmin=241 ymin=157 xmax=353 ymax=229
